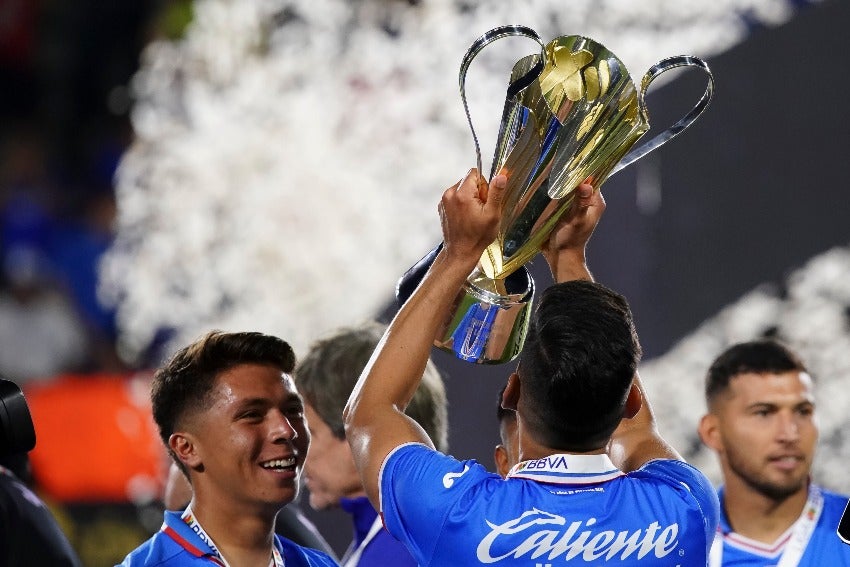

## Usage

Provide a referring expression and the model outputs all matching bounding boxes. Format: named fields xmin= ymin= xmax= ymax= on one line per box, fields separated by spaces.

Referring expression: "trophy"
xmin=397 ymin=25 xmax=715 ymax=364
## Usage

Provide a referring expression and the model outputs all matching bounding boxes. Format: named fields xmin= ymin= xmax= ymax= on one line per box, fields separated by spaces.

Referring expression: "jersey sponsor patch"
xmin=476 ymin=508 xmax=681 ymax=563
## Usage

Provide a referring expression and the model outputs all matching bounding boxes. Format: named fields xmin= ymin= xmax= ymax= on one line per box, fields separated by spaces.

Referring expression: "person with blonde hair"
xmin=295 ymin=321 xmax=446 ymax=566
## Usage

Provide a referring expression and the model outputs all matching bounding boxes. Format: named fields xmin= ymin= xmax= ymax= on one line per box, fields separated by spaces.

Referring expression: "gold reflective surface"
xmin=432 ymin=26 xmax=713 ymax=364
xmin=480 ymin=35 xmax=650 ymax=280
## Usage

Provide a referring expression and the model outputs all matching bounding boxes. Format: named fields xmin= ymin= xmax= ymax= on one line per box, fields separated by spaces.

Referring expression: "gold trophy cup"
xmin=397 ymin=25 xmax=714 ymax=364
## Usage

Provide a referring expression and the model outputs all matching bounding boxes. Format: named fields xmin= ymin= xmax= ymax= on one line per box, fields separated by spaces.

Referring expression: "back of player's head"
xmin=519 ymin=280 xmax=641 ymax=452
xmin=705 ymin=338 xmax=807 ymax=407
xmin=151 ymin=330 xmax=296 ymax=467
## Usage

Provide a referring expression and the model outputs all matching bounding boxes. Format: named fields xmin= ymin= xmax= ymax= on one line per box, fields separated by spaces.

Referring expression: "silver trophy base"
xmin=434 ymin=266 xmax=534 ymax=364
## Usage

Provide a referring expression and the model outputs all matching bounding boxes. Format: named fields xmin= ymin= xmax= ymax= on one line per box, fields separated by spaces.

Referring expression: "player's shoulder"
xmin=634 ymin=459 xmax=719 ymax=514
xmin=637 ymin=458 xmax=714 ymax=487
xmin=814 ymin=485 xmax=850 ymax=519
xmin=818 ymin=485 xmax=850 ymax=503
xmin=383 ymin=442 xmax=490 ymax=482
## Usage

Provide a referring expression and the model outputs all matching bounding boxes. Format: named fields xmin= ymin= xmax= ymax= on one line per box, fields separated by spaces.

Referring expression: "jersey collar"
xmin=160 ymin=509 xmax=285 ymax=567
xmin=161 ymin=510 xmax=223 ymax=561
xmin=507 ymin=453 xmax=624 ymax=484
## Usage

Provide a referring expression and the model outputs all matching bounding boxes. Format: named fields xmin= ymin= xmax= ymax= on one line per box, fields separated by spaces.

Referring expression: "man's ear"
xmin=169 ymin=432 xmax=203 ymax=471
xmin=502 ymin=373 xmax=520 ymax=411
xmin=698 ymin=413 xmax=723 ymax=452
xmin=623 ymin=382 xmax=642 ymax=419
xmin=494 ymin=444 xmax=511 ymax=479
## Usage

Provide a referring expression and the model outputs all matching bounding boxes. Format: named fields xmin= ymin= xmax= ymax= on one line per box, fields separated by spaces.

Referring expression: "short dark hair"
xmin=519 ymin=280 xmax=641 ymax=452
xmin=295 ymin=322 xmax=448 ymax=452
xmin=151 ymin=331 xmax=296 ymax=469
xmin=705 ymin=339 xmax=807 ymax=406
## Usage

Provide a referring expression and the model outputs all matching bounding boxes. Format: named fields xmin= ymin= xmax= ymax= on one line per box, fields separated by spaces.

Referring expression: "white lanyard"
xmin=340 ymin=516 xmax=383 ymax=567
xmin=709 ymin=486 xmax=823 ymax=567
xmin=181 ymin=506 xmax=285 ymax=567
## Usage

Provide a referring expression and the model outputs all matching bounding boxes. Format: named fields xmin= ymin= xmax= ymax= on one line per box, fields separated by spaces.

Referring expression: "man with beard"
xmin=698 ymin=339 xmax=850 ymax=565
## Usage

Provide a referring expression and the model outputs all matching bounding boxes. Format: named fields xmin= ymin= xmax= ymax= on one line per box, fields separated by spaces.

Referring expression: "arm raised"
xmin=608 ymin=373 xmax=683 ymax=472
xmin=541 ymin=183 xmax=604 ymax=284
xmin=343 ymin=169 xmax=507 ymax=508
xmin=542 ymin=184 xmax=681 ymax=471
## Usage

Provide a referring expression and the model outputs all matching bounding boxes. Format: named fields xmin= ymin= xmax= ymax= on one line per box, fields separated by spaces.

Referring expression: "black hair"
xmin=705 ymin=339 xmax=807 ymax=405
xmin=519 ymin=280 xmax=641 ymax=452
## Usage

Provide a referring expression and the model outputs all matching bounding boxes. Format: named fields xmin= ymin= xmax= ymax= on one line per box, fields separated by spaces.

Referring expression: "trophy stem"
xmin=395 ymin=247 xmax=535 ymax=365
xmin=436 ymin=267 xmax=535 ymax=364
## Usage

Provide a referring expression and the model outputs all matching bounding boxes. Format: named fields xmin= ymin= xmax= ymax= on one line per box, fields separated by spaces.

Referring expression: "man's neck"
xmin=517 ymin=431 xmax=606 ymax=463
xmin=190 ymin=498 xmax=278 ymax=567
xmin=722 ymin=479 xmax=809 ymax=544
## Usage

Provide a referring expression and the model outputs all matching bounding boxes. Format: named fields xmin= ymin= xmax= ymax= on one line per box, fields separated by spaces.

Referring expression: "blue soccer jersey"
xmin=709 ymin=485 xmax=850 ymax=566
xmin=379 ymin=443 xmax=719 ymax=566
xmin=118 ymin=509 xmax=338 ymax=566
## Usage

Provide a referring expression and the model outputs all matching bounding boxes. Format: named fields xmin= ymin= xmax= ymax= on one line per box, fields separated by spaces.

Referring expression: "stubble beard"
xmin=727 ymin=448 xmax=808 ymax=502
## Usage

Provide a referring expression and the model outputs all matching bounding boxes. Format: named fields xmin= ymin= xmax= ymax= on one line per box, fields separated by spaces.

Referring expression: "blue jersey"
xmin=711 ymin=485 xmax=850 ymax=566
xmin=380 ymin=443 xmax=719 ymax=566
xmin=117 ymin=510 xmax=338 ymax=566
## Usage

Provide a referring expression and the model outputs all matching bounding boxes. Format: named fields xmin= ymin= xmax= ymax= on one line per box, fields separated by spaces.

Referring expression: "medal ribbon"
xmin=709 ymin=485 xmax=823 ymax=567
xmin=164 ymin=505 xmax=285 ymax=567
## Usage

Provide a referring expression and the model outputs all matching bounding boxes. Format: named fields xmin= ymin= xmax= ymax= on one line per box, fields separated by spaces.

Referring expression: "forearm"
xmin=541 ymin=184 xmax=603 ymax=283
xmin=343 ymin=248 xmax=476 ymax=504
xmin=607 ymin=374 xmax=682 ymax=472
xmin=347 ymin=249 xmax=472 ymax=419
xmin=550 ymin=248 xmax=593 ymax=283
xmin=344 ymin=168 xmax=506 ymax=507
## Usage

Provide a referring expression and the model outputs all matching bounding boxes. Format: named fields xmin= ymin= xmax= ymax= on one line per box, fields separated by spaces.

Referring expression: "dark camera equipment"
xmin=0 ymin=377 xmax=36 ymax=456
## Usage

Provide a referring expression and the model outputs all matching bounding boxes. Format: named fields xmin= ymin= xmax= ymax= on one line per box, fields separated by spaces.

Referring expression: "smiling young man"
xmin=344 ymin=170 xmax=719 ymax=566
xmin=119 ymin=331 xmax=337 ymax=567
xmin=698 ymin=339 xmax=850 ymax=565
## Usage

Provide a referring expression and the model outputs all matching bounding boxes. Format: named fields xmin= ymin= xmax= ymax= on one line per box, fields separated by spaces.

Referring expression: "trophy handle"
xmin=396 ymin=242 xmax=443 ymax=307
xmin=459 ymin=25 xmax=546 ymax=179
xmin=610 ymin=55 xmax=715 ymax=177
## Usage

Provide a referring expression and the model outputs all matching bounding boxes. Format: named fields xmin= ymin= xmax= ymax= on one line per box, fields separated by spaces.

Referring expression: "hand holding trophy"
xmin=397 ymin=25 xmax=715 ymax=364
